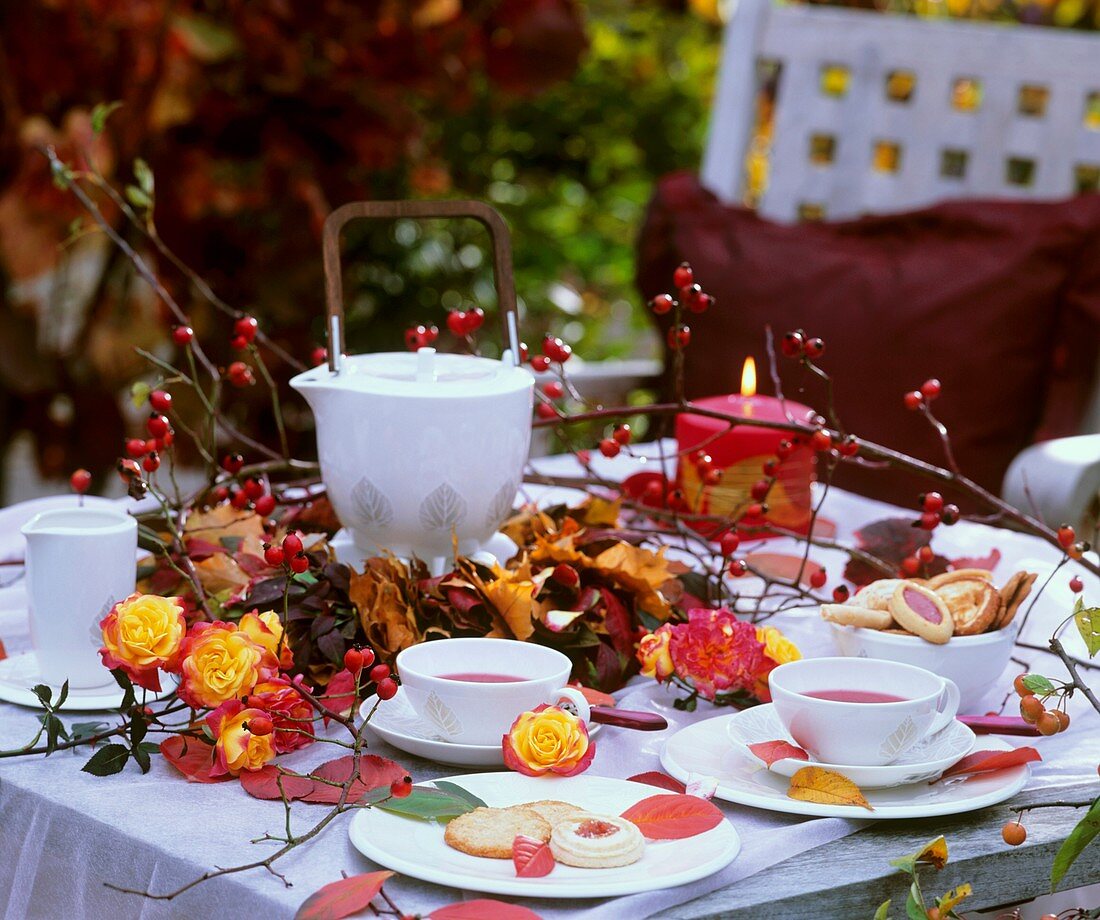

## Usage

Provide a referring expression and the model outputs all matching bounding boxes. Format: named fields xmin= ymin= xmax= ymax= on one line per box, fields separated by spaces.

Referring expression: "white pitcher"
xmin=21 ymin=506 xmax=137 ymax=688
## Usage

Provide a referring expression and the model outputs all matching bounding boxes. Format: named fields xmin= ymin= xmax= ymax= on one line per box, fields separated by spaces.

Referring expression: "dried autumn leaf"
xmin=576 ymin=495 xmax=622 ymax=527
xmin=159 ymin=735 xmax=228 ymax=784
xmin=748 ymin=740 xmax=810 ymax=767
xmin=429 ymin=901 xmax=543 ymax=919
xmin=184 ymin=504 xmax=265 ymax=556
xmin=294 ymin=870 xmax=393 ymax=920
xmin=591 ymin=542 xmax=684 ymax=619
xmin=787 ymin=767 xmax=873 ymax=811
xmin=619 ymin=793 xmax=725 ymax=839
xmin=627 ymin=771 xmax=687 ymax=793
xmin=193 ymin=552 xmax=251 ymax=593
xmin=937 ymin=882 xmax=972 ymax=912
xmin=479 ymin=561 xmax=550 ymax=641
xmin=938 ymin=747 xmax=1041 ymax=780
xmin=890 ymin=835 xmax=948 ymax=873
xmin=349 ymin=557 xmax=421 ymax=658
xmin=512 ymin=834 xmax=555 ymax=877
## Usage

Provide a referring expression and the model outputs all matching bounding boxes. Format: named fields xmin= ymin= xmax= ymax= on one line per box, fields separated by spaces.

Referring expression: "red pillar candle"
xmin=675 ymin=358 xmax=816 ymax=536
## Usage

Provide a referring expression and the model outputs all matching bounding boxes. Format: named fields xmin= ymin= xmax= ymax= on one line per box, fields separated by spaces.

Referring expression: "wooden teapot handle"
xmin=321 ymin=199 xmax=520 ymax=373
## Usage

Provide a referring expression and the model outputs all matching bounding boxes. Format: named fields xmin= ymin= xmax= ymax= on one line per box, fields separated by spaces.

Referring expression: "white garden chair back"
xmin=701 ymin=0 xmax=1100 ymax=223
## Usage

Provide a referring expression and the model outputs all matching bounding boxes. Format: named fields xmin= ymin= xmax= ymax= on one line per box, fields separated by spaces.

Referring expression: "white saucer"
xmin=348 ymin=771 xmax=741 ymax=898
xmin=661 ymin=713 xmax=1030 ymax=819
xmin=359 ymin=687 xmax=600 ymax=768
xmin=0 ymin=652 xmax=177 ymax=711
xmin=726 ymin=704 xmax=976 ymax=788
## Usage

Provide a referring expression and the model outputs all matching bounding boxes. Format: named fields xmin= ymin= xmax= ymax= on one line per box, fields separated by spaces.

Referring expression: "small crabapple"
xmin=832 ymin=585 xmax=850 ymax=603
xmin=370 ymin=664 xmax=391 ymax=683
xmin=1001 ymin=822 xmax=1026 ymax=846
xmin=780 ymin=331 xmax=804 ymax=358
xmin=289 ymin=553 xmax=309 ymax=574
xmin=254 ymin=494 xmax=276 ymax=517
xmin=1013 ymin=674 xmax=1034 ymax=697
xmin=719 ymin=532 xmax=740 ymax=556
xmin=390 ymin=776 xmax=413 ymax=798
xmin=344 ymin=648 xmax=364 ymax=674
xmin=247 ymin=715 xmax=274 ymax=736
xmin=222 ymin=453 xmax=244 ymax=474
xmin=599 ymin=438 xmax=621 ymax=458
xmin=920 ymin=378 xmax=942 ymax=400
xmin=70 ymin=468 xmax=92 ymax=494
xmin=230 ymin=490 xmax=250 ymax=510
xmin=542 ymin=381 xmax=564 ymax=400
xmin=921 ymin=491 xmax=944 ymax=513
xmin=667 ymin=325 xmax=691 ymax=349
xmin=1057 ymin=524 xmax=1076 ymax=548
xmin=919 ymin=511 xmax=941 ymax=531
xmin=901 ymin=555 xmax=921 ymax=576
xmin=535 ymin=402 xmax=558 ymax=420
xmin=147 ymin=414 xmax=169 ymax=438
xmin=1070 ymin=576 xmax=1084 ymax=593
xmin=1037 ymin=711 xmax=1060 ymax=736
xmin=649 ymin=293 xmax=675 ymax=315
xmin=311 ymin=346 xmax=328 ymax=366
xmin=234 ymin=315 xmax=259 ymax=343
xmin=149 ymin=390 xmax=172 ymax=413
xmin=263 ymin=544 xmax=285 ymax=567
xmin=282 ymin=532 xmax=303 ymax=555
xmin=126 ymin=438 xmax=147 ymax=459
xmin=530 ymin=355 xmax=551 ymax=373
xmin=376 ymin=677 xmax=398 ymax=700
xmin=810 ymin=429 xmax=833 ymax=452
xmin=171 ymin=324 xmax=194 ymax=346
xmin=672 ymin=262 xmax=694 ymax=288
xmin=613 ymin=424 xmax=632 ymax=445
xmin=940 ymin=504 xmax=960 ymax=525
xmin=728 ymin=559 xmax=748 ymax=577
xmin=804 ymin=337 xmax=825 ymax=359
xmin=903 ymin=390 xmax=924 ymax=411
xmin=143 ymin=452 xmax=160 ymax=472
xmin=1020 ymin=695 xmax=1044 ymax=723
xmin=809 ymin=569 xmax=827 ymax=589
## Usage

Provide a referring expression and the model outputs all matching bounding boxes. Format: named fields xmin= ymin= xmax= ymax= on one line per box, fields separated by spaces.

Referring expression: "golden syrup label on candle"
xmin=682 ymin=456 xmax=812 ymax=528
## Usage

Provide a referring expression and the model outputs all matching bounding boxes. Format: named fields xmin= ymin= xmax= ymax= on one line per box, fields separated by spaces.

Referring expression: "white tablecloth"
xmin=1 ymin=449 xmax=1098 ymax=919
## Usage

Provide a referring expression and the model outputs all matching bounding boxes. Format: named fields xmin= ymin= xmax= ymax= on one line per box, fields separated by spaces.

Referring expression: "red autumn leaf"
xmin=294 ymin=870 xmax=393 ymax=920
xmin=743 ymin=552 xmax=823 ymax=588
xmin=159 ymin=735 xmax=228 ymax=784
xmin=619 ymin=793 xmax=725 ymax=840
xmin=183 ymin=537 xmax=227 ymax=560
xmin=950 ymin=548 xmax=1002 ymax=571
xmin=748 ymin=740 xmax=810 ymax=767
xmin=323 ymin=668 xmax=357 ymax=725
xmin=938 ymin=747 xmax=1041 ymax=781
xmin=239 ymin=765 xmax=316 ymax=801
xmin=512 ymin=834 xmax=555 ymax=878
xmin=843 ymin=518 xmax=950 ymax=586
xmin=430 ymin=901 xmax=544 ymax=920
xmin=0 ymin=636 xmax=7 ymax=662
xmin=236 ymin=552 xmax=274 ymax=577
xmin=302 ymin=754 xmax=408 ymax=804
xmin=575 ymin=685 xmax=616 ymax=708
xmin=627 ymin=771 xmax=687 ymax=793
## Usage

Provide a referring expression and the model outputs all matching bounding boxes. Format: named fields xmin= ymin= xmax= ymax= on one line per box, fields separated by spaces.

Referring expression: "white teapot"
xmin=291 ymin=201 xmax=534 ymax=563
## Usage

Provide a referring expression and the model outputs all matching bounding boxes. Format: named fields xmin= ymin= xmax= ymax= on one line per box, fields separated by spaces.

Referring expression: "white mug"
xmin=395 ymin=637 xmax=590 ymax=746
xmin=21 ymin=506 xmax=137 ymax=688
xmin=769 ymin=657 xmax=960 ymax=766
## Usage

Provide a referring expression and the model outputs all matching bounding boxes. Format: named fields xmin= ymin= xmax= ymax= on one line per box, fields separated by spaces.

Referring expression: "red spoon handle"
xmin=589 ymin=706 xmax=668 ymax=731
xmin=959 ymin=715 xmax=1040 ymax=736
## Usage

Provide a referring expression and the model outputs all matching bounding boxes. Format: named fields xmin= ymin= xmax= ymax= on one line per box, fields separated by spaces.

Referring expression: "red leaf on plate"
xmin=575 ymin=685 xmax=616 ymax=708
xmin=937 ymin=746 xmax=1041 ymax=781
xmin=239 ymin=765 xmax=316 ymax=801
xmin=159 ymin=735 xmax=228 ymax=784
xmin=322 ymin=668 xmax=357 ymax=725
xmin=302 ymin=754 xmax=408 ymax=804
xmin=619 ymin=793 xmax=725 ymax=840
xmin=748 ymin=740 xmax=810 ymax=767
xmin=950 ymin=548 xmax=1002 ymax=571
xmin=294 ymin=870 xmax=393 ymax=920
xmin=430 ymin=901 xmax=543 ymax=920
xmin=512 ymin=834 xmax=555 ymax=878
xmin=627 ymin=771 xmax=687 ymax=793
xmin=743 ymin=552 xmax=823 ymax=587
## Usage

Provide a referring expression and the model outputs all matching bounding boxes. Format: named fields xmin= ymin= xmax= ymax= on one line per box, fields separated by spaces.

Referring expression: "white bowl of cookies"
xmin=821 ymin=569 xmax=1035 ymax=711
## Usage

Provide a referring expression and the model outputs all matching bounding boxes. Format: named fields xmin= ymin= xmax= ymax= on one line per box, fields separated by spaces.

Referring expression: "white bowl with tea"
xmin=769 ymin=657 xmax=960 ymax=766
xmin=395 ymin=637 xmax=590 ymax=746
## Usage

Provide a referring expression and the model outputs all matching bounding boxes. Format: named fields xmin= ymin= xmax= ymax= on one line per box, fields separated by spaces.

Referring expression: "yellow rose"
xmin=178 ymin=621 xmax=270 ymax=710
xmin=206 ymin=700 xmax=276 ymax=776
xmin=239 ymin=609 xmax=293 ymax=669
xmin=99 ymin=593 xmax=186 ymax=691
xmin=636 ymin=624 xmax=674 ymax=681
xmin=502 ymin=705 xmax=595 ymax=777
xmin=756 ymin=626 xmax=801 ymax=667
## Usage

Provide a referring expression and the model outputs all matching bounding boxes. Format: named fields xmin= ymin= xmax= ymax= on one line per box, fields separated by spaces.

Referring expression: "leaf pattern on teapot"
xmin=89 ymin=597 xmax=115 ymax=647
xmin=879 ymin=716 xmax=920 ymax=760
xmin=351 ymin=477 xmax=395 ymax=528
xmin=419 ymin=482 xmax=468 ymax=531
xmin=484 ymin=480 xmax=518 ymax=529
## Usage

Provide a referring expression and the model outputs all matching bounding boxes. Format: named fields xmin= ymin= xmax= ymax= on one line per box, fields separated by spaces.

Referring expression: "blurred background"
xmin=2 ymin=0 xmax=1098 ymax=503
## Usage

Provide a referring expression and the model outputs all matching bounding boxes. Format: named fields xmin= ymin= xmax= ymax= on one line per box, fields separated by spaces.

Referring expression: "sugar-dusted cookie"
xmin=513 ymin=800 xmax=586 ymax=829
xmin=549 ymin=814 xmax=646 ymax=868
xmin=996 ymin=571 xmax=1038 ymax=630
xmin=851 ymin=579 xmax=907 ymax=611
xmin=888 ymin=582 xmax=953 ymax=644
xmin=820 ymin=604 xmax=894 ymax=630
xmin=935 ymin=578 xmax=1000 ymax=636
xmin=444 ymin=807 xmax=551 ymax=859
xmin=928 ymin=568 xmax=995 ymax=589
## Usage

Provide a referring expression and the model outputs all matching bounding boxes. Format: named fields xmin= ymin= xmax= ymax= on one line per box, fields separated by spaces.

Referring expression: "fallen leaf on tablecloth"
xmin=890 ymin=834 xmax=948 ymax=873
xmin=743 ymin=553 xmax=823 ymax=588
xmin=787 ymin=767 xmax=873 ymax=811
xmin=430 ymin=900 xmax=543 ymax=919
xmin=239 ymin=765 xmax=316 ymax=801
xmin=950 ymin=549 xmax=1001 ymax=571
xmin=159 ymin=735 xmax=228 ymax=784
xmin=303 ymin=754 xmax=408 ymax=804
xmin=936 ymin=747 xmax=1041 ymax=781
xmin=513 ymin=834 xmax=555 ymax=878
xmin=619 ymin=793 xmax=725 ymax=839
xmin=294 ymin=870 xmax=393 ymax=920
xmin=748 ymin=740 xmax=810 ymax=767
xmin=627 ymin=771 xmax=687 ymax=793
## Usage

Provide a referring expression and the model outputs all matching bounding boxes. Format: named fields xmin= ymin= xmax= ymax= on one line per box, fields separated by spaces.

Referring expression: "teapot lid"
xmin=289 ymin=348 xmax=533 ymax=398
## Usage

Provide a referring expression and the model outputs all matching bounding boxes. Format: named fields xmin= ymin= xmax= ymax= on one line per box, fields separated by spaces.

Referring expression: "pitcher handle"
xmin=322 ymin=200 xmax=520 ymax=374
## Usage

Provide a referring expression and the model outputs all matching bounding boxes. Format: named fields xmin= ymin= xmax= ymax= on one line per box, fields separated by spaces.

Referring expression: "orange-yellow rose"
xmin=239 ymin=609 xmax=294 ymax=669
xmin=247 ymin=678 xmax=315 ymax=753
xmin=99 ymin=593 xmax=186 ymax=691
xmin=753 ymin=625 xmax=801 ymax=701
xmin=636 ymin=623 xmax=674 ymax=681
xmin=177 ymin=621 xmax=272 ymax=710
xmin=502 ymin=704 xmax=595 ymax=777
xmin=206 ymin=699 xmax=276 ymax=776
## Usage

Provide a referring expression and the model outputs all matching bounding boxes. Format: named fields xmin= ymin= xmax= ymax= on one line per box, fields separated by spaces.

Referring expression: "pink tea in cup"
xmin=437 ymin=672 xmax=527 ymax=683
xmin=801 ymin=689 xmax=908 ymax=703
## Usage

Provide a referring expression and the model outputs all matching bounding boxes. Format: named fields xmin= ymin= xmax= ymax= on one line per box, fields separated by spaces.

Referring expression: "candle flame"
xmin=740 ymin=357 xmax=757 ymax=398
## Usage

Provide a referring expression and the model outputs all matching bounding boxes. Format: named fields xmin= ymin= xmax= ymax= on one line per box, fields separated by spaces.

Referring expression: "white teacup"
xmin=769 ymin=657 xmax=960 ymax=766
xmin=21 ymin=506 xmax=137 ymax=688
xmin=395 ymin=637 xmax=590 ymax=746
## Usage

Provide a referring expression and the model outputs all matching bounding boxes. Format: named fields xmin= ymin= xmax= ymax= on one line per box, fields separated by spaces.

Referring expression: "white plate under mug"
xmin=0 ymin=651 xmax=177 ymax=712
xmin=359 ymin=688 xmax=600 ymax=768
xmin=661 ymin=713 xmax=1030 ymax=820
xmin=348 ymin=771 xmax=741 ymax=898
xmin=726 ymin=704 xmax=976 ymax=788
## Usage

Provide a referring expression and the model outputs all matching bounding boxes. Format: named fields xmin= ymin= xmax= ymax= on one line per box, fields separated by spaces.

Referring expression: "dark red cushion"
xmin=637 ymin=172 xmax=1100 ymax=506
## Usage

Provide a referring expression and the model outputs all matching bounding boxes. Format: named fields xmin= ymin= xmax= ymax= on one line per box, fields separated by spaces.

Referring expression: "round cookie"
xmin=549 ymin=814 xmax=646 ymax=868
xmin=996 ymin=571 xmax=1038 ymax=629
xmin=928 ymin=569 xmax=995 ymax=589
xmin=444 ymin=807 xmax=551 ymax=859
xmin=888 ymin=582 xmax=953 ymax=644
xmin=935 ymin=578 xmax=1000 ymax=636
xmin=820 ymin=604 xmax=893 ymax=630
xmin=851 ymin=579 xmax=907 ymax=611
xmin=511 ymin=800 xmax=586 ymax=828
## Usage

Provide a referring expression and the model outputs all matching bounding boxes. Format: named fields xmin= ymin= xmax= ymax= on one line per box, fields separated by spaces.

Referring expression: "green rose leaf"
xmin=82 ymin=743 xmax=131 ymax=777
xmin=71 ymin=721 xmax=109 ymax=742
xmin=31 ymin=684 xmax=52 ymax=707
xmin=1051 ymin=796 xmax=1100 ymax=891
xmin=1072 ymin=598 xmax=1100 ymax=657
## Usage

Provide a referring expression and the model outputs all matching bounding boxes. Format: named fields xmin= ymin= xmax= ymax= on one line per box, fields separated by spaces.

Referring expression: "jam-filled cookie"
xmin=888 ymin=582 xmax=954 ymax=644
xmin=549 ymin=814 xmax=646 ymax=869
xmin=935 ymin=578 xmax=1000 ymax=636
xmin=851 ymin=579 xmax=906 ymax=611
xmin=444 ymin=807 xmax=551 ymax=859
xmin=820 ymin=604 xmax=894 ymax=630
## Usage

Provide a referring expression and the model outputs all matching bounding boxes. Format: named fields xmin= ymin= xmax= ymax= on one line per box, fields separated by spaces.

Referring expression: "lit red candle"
xmin=676 ymin=358 xmax=816 ymax=536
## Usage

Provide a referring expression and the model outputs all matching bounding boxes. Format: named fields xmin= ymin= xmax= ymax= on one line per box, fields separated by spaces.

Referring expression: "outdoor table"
xmin=1 ymin=446 xmax=1098 ymax=919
